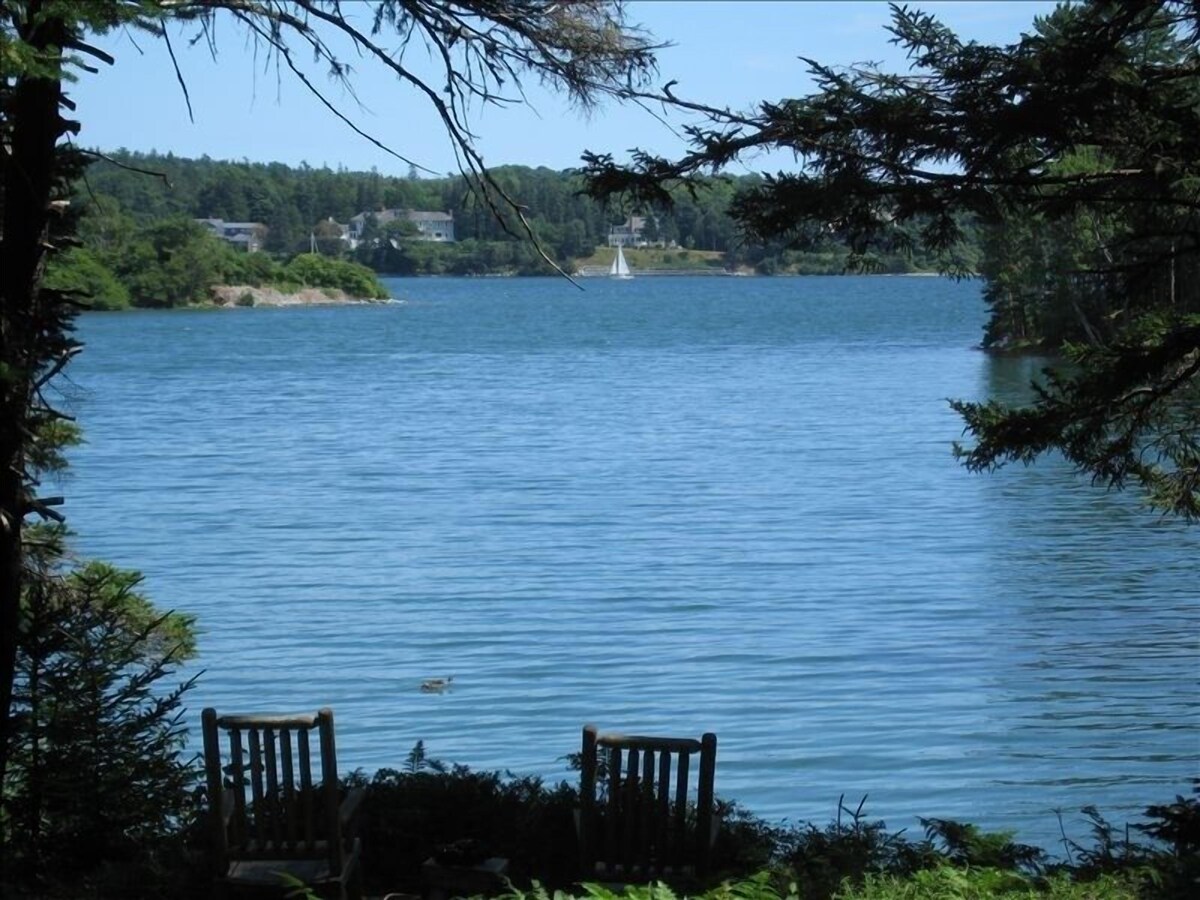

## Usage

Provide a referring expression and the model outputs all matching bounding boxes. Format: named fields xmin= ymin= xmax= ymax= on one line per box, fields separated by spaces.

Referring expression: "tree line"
xmin=79 ymin=150 xmax=972 ymax=279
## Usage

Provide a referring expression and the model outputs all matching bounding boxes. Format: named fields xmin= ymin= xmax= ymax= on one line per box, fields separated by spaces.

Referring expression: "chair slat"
xmin=248 ymin=728 xmax=266 ymax=842
xmin=656 ymin=751 xmax=671 ymax=866
xmin=299 ymin=728 xmax=314 ymax=848
xmin=638 ymin=749 xmax=655 ymax=871
xmin=281 ymin=728 xmax=297 ymax=847
xmin=605 ymin=746 xmax=620 ymax=866
xmin=229 ymin=728 xmax=247 ymax=846
xmin=673 ymin=750 xmax=690 ymax=868
xmin=622 ymin=748 xmax=640 ymax=871
xmin=264 ymin=728 xmax=281 ymax=845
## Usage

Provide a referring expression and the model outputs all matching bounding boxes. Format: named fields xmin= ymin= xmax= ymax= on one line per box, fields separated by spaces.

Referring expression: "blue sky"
xmin=72 ymin=1 xmax=1057 ymax=176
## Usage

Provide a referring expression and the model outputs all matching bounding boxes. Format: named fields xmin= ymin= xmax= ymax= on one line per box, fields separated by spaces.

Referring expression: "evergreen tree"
xmin=584 ymin=0 xmax=1200 ymax=517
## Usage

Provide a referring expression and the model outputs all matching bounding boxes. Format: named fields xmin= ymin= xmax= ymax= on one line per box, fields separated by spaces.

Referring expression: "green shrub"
xmin=4 ymin=529 xmax=201 ymax=898
xmin=352 ymin=743 xmax=580 ymax=896
xmin=488 ymin=868 xmax=1142 ymax=900
xmin=494 ymin=872 xmax=796 ymax=900
xmin=838 ymin=867 xmax=1141 ymax=900
xmin=43 ymin=247 xmax=131 ymax=310
xmin=346 ymin=755 xmax=1198 ymax=900
xmin=283 ymin=252 xmax=389 ymax=298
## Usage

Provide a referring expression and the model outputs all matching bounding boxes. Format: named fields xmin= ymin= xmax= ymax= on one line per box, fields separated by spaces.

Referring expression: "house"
xmin=607 ymin=215 xmax=646 ymax=247
xmin=195 ymin=218 xmax=266 ymax=252
xmin=406 ymin=210 xmax=455 ymax=242
xmin=347 ymin=209 xmax=456 ymax=247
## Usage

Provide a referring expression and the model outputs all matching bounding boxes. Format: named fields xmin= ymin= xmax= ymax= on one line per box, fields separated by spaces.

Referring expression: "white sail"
xmin=610 ymin=244 xmax=633 ymax=279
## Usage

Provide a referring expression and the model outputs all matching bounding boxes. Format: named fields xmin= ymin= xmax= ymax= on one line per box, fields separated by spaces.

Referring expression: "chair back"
xmin=201 ymin=708 xmax=344 ymax=874
xmin=578 ymin=724 xmax=717 ymax=882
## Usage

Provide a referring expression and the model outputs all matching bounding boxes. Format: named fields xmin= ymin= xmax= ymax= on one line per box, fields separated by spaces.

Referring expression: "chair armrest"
xmin=339 ymin=786 xmax=365 ymax=829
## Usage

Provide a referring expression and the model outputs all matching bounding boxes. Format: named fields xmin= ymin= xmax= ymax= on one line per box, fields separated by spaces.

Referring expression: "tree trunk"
xmin=0 ymin=5 xmax=68 ymax=834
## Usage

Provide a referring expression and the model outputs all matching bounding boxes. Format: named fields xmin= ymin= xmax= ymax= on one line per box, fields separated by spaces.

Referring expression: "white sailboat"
xmin=609 ymin=244 xmax=633 ymax=279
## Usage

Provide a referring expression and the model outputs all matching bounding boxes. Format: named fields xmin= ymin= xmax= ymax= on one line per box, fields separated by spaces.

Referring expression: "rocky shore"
xmin=210 ymin=284 xmax=389 ymax=308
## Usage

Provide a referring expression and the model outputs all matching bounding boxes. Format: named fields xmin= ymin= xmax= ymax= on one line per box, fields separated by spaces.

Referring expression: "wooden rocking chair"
xmin=201 ymin=708 xmax=364 ymax=899
xmin=577 ymin=724 xmax=718 ymax=886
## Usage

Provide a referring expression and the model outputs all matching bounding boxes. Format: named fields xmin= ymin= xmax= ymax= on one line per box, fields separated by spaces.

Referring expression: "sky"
xmin=70 ymin=1 xmax=1059 ymax=177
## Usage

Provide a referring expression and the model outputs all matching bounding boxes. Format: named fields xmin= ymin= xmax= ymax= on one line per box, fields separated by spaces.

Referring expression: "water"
xmin=61 ymin=276 xmax=1198 ymax=849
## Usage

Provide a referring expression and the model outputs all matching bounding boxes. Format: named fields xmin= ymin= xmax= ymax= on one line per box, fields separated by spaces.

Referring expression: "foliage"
xmin=1053 ymin=782 xmax=1200 ymax=900
xmin=776 ymin=796 xmax=937 ymax=900
xmin=582 ymin=0 xmax=1200 ymax=518
xmin=920 ymin=819 xmax=1044 ymax=873
xmin=106 ymin=217 xmax=227 ymax=307
xmin=950 ymin=315 xmax=1200 ymax=518
xmin=80 ymin=151 xmax=972 ymax=275
xmin=4 ymin=528 xmax=200 ymax=898
xmin=51 ymin=206 xmax=390 ymax=306
xmin=42 ymin=247 xmax=130 ymax=310
xmin=487 ymin=866 xmax=1142 ymax=900
xmin=494 ymin=872 xmax=798 ymax=900
xmin=342 ymin=748 xmax=1199 ymax=900
xmin=283 ymin=253 xmax=390 ymax=299
xmin=348 ymin=744 xmax=581 ymax=895
xmin=838 ymin=867 xmax=1141 ymax=900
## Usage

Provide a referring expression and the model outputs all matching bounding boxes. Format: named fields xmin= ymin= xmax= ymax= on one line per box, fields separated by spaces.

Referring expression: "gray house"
xmin=196 ymin=218 xmax=266 ymax=252
xmin=347 ymin=209 xmax=456 ymax=247
xmin=607 ymin=215 xmax=646 ymax=247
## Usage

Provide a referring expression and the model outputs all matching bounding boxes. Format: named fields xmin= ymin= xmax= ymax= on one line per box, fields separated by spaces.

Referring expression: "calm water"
xmin=63 ymin=276 xmax=1197 ymax=849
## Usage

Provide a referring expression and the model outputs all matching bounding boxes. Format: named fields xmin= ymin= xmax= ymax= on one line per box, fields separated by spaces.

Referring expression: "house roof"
xmin=350 ymin=208 xmax=453 ymax=224
xmin=407 ymin=211 xmax=454 ymax=222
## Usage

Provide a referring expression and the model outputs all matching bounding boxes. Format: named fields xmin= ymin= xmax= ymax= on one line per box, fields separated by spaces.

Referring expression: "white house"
xmin=607 ymin=215 xmax=647 ymax=247
xmin=406 ymin=210 xmax=455 ymax=242
xmin=347 ymin=209 xmax=456 ymax=247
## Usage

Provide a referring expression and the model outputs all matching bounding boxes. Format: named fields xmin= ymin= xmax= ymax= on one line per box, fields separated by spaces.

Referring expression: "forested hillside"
xmin=80 ymin=150 xmax=970 ymax=277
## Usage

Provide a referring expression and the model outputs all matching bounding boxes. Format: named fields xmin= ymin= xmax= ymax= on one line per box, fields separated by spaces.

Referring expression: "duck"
xmin=420 ymin=675 xmax=454 ymax=693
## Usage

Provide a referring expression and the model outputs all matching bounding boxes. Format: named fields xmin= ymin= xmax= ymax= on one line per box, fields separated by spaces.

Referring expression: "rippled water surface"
xmin=65 ymin=276 xmax=1198 ymax=847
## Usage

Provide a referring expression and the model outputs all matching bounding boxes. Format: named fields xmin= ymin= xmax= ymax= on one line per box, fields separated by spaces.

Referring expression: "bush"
xmin=4 ymin=529 xmax=202 ymax=898
xmin=840 ymin=867 xmax=1141 ymax=900
xmin=345 ymin=750 xmax=1198 ymax=900
xmin=489 ymin=869 xmax=1142 ymax=900
xmin=283 ymin=252 xmax=389 ymax=298
xmin=43 ymin=247 xmax=131 ymax=310
xmin=352 ymin=743 xmax=580 ymax=896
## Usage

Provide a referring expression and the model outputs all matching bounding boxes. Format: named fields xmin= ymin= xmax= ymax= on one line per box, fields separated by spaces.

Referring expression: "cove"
xmin=64 ymin=275 xmax=1199 ymax=849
